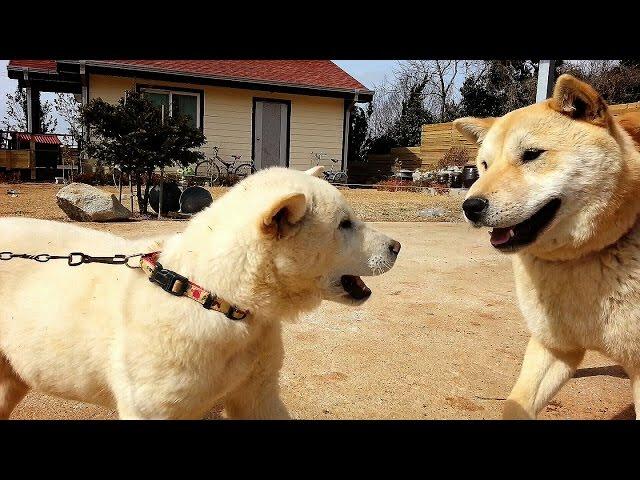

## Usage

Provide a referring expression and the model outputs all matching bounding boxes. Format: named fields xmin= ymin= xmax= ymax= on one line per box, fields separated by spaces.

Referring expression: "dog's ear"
xmin=549 ymin=74 xmax=610 ymax=127
xmin=305 ymin=166 xmax=325 ymax=177
xmin=453 ymin=117 xmax=495 ymax=144
xmin=262 ymin=192 xmax=307 ymax=238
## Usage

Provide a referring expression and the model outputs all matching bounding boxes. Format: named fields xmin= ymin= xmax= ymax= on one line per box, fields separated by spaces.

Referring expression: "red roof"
xmin=8 ymin=60 xmax=370 ymax=93
xmin=8 ymin=60 xmax=57 ymax=73
xmin=15 ymin=133 xmax=61 ymax=145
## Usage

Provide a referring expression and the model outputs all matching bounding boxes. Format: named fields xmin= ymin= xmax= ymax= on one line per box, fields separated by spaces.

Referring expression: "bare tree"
xmin=366 ymin=65 xmax=433 ymax=150
xmin=432 ymin=60 xmax=459 ymax=121
xmin=457 ymin=60 xmax=539 ymax=117
xmin=401 ymin=60 xmax=480 ymax=122
xmin=54 ymin=93 xmax=83 ymax=145
xmin=2 ymin=88 xmax=27 ymax=131
xmin=2 ymin=87 xmax=58 ymax=132
xmin=367 ymin=68 xmax=404 ymax=140
xmin=559 ymin=60 xmax=640 ymax=105
xmin=364 ymin=60 xmax=485 ymax=151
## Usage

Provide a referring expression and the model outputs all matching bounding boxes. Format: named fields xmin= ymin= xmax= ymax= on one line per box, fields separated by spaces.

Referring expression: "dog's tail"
xmin=618 ymin=112 xmax=640 ymax=150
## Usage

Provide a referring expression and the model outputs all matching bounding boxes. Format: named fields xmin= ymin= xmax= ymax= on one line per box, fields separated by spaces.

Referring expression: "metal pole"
xmin=26 ymin=87 xmax=34 ymax=133
xmin=24 ymin=70 xmax=34 ymax=133
xmin=158 ymin=105 xmax=165 ymax=220
xmin=80 ymin=61 xmax=89 ymax=144
xmin=536 ymin=60 xmax=557 ymax=103
xmin=157 ymin=168 xmax=164 ymax=220
xmin=118 ymin=168 xmax=123 ymax=203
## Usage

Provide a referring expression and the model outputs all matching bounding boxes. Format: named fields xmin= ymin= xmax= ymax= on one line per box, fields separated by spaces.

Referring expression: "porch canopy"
xmin=15 ymin=132 xmax=62 ymax=145
xmin=7 ymin=60 xmax=83 ymax=134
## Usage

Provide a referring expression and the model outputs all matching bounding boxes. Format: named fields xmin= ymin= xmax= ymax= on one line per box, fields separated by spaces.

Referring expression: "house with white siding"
xmin=6 ymin=60 xmax=373 ymax=176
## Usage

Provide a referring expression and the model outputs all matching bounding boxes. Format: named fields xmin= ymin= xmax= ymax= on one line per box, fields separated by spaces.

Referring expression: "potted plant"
xmin=177 ymin=165 xmax=195 ymax=188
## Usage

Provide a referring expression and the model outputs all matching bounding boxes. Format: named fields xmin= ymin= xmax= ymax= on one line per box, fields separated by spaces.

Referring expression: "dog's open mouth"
xmin=341 ymin=275 xmax=371 ymax=300
xmin=490 ymin=198 xmax=561 ymax=251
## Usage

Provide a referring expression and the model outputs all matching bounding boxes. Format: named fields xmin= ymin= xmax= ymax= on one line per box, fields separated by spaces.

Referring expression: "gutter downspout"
xmin=342 ymin=89 xmax=359 ymax=173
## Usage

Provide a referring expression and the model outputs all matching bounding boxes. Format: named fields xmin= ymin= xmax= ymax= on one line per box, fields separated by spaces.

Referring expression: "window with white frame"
xmin=140 ymin=88 xmax=201 ymax=129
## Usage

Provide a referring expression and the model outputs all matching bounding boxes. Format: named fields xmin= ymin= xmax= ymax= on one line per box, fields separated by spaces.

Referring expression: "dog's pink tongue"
xmin=490 ymin=228 xmax=513 ymax=246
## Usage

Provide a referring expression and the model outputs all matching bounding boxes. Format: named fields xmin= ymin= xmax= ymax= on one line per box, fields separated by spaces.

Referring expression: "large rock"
xmin=56 ymin=182 xmax=132 ymax=222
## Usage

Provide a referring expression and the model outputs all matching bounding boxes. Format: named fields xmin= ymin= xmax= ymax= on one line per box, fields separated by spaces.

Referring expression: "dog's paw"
xmin=502 ymin=399 xmax=535 ymax=420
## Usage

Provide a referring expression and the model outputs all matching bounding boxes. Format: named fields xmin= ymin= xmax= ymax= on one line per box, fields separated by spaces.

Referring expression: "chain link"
xmin=0 ymin=251 xmax=144 ymax=268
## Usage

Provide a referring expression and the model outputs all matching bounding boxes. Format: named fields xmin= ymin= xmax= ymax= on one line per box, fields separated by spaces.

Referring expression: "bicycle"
xmin=311 ymin=151 xmax=348 ymax=185
xmin=194 ymin=146 xmax=256 ymax=186
xmin=233 ymin=156 xmax=257 ymax=180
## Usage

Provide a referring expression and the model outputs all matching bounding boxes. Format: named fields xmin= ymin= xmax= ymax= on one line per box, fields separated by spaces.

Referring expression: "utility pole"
xmin=536 ymin=60 xmax=558 ymax=102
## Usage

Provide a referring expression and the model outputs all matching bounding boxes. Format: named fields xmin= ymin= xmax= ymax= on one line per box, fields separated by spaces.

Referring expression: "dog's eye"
xmin=480 ymin=161 xmax=488 ymax=170
xmin=339 ymin=219 xmax=353 ymax=230
xmin=522 ymin=149 xmax=545 ymax=163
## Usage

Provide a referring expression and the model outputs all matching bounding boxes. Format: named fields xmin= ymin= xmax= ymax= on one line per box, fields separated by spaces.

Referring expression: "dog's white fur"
xmin=455 ymin=74 xmax=640 ymax=419
xmin=0 ymin=167 xmax=399 ymax=419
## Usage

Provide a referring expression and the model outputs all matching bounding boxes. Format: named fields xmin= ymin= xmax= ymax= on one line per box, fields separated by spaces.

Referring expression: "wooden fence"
xmin=609 ymin=101 xmax=640 ymax=116
xmin=348 ymin=147 xmax=422 ymax=184
xmin=349 ymin=101 xmax=640 ymax=184
xmin=0 ymin=149 xmax=32 ymax=170
xmin=419 ymin=122 xmax=478 ymax=169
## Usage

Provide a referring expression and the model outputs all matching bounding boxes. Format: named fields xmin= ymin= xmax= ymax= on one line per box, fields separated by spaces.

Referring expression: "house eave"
xmin=7 ymin=64 xmax=83 ymax=94
xmin=55 ymin=60 xmax=374 ymax=101
xmin=7 ymin=66 xmax=57 ymax=77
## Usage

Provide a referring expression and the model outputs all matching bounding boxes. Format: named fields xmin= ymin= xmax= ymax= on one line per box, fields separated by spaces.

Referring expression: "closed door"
xmin=253 ymin=100 xmax=289 ymax=169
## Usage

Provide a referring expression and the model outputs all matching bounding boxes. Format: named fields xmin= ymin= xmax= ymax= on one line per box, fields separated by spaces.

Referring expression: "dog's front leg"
xmin=503 ymin=336 xmax=584 ymax=419
xmin=224 ymin=375 xmax=291 ymax=420
xmin=116 ymin=402 xmax=179 ymax=420
xmin=116 ymin=398 xmax=150 ymax=420
xmin=115 ymin=394 xmax=178 ymax=420
xmin=223 ymin=322 xmax=290 ymax=420
xmin=0 ymin=355 xmax=30 ymax=419
xmin=630 ymin=372 xmax=640 ymax=420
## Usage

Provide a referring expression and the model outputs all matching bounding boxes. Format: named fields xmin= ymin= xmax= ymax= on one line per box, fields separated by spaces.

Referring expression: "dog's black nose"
xmin=462 ymin=197 xmax=489 ymax=222
xmin=389 ymin=240 xmax=401 ymax=255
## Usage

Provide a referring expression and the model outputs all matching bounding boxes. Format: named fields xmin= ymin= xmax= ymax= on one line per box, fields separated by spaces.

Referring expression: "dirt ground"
xmin=0 ymin=183 xmax=464 ymax=223
xmin=1 ymin=184 xmax=634 ymax=419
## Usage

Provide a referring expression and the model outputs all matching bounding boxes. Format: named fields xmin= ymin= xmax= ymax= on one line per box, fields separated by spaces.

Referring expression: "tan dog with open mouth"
xmin=0 ymin=166 xmax=400 ymax=419
xmin=454 ymin=74 xmax=640 ymax=419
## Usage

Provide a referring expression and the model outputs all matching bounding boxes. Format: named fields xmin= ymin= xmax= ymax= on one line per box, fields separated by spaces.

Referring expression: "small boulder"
xmin=418 ymin=207 xmax=447 ymax=219
xmin=56 ymin=182 xmax=132 ymax=222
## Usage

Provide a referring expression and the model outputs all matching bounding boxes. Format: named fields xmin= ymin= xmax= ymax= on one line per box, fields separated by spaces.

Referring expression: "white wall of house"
xmin=89 ymin=74 xmax=345 ymax=171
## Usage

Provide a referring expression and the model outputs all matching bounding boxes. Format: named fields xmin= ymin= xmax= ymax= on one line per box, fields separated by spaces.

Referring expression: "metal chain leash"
xmin=0 ymin=251 xmax=144 ymax=268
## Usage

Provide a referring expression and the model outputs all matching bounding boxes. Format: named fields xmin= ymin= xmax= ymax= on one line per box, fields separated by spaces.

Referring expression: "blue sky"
xmin=0 ymin=60 xmax=400 ymax=133
xmin=332 ymin=60 xmax=399 ymax=90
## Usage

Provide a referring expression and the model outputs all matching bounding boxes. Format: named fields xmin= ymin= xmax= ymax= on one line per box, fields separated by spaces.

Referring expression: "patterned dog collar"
xmin=140 ymin=252 xmax=248 ymax=321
